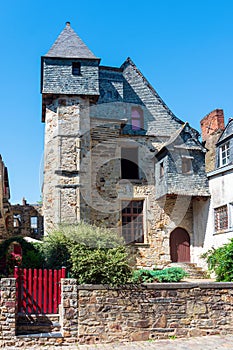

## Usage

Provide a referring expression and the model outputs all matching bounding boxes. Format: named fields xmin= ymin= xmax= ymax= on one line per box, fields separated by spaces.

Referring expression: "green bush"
xmin=202 ymin=239 xmax=233 ymax=281
xmin=42 ymin=230 xmax=71 ymax=270
xmin=132 ymin=267 xmax=188 ymax=283
xmin=42 ymin=222 xmax=132 ymax=286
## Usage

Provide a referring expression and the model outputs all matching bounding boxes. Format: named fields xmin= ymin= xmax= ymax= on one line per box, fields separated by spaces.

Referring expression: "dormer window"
xmin=182 ymin=156 xmax=193 ymax=174
xmin=219 ymin=142 xmax=230 ymax=167
xmin=131 ymin=107 xmax=143 ymax=131
xmin=72 ymin=62 xmax=81 ymax=76
xmin=160 ymin=162 xmax=164 ymax=177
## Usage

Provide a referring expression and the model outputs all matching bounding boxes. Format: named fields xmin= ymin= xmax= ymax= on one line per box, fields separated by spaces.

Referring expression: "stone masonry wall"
xmin=1 ymin=278 xmax=233 ymax=347
xmin=77 ymin=282 xmax=233 ymax=344
xmin=0 ymin=278 xmax=16 ymax=347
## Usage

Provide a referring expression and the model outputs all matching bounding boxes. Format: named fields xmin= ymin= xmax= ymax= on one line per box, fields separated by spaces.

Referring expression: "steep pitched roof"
xmin=217 ymin=118 xmax=233 ymax=145
xmin=156 ymin=122 xmax=206 ymax=156
xmin=121 ymin=57 xmax=184 ymax=126
xmin=45 ymin=22 xmax=98 ymax=59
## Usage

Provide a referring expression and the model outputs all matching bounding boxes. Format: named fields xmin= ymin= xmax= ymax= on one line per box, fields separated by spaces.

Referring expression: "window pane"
xmin=214 ymin=205 xmax=228 ymax=231
xmin=121 ymin=200 xmax=144 ymax=243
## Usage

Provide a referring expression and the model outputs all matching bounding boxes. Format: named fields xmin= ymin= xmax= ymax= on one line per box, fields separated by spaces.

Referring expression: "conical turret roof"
xmin=45 ymin=22 xmax=97 ymax=59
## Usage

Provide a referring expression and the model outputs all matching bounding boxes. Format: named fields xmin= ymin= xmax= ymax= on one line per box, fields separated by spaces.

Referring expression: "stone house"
xmin=41 ymin=22 xmax=209 ymax=268
xmin=11 ymin=198 xmax=44 ymax=239
xmin=0 ymin=155 xmax=12 ymax=239
xmin=200 ymin=110 xmax=233 ymax=256
xmin=0 ymin=156 xmax=43 ymax=242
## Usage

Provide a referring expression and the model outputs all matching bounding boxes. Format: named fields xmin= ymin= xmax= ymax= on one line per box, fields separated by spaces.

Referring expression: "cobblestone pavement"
xmin=76 ymin=335 xmax=233 ymax=349
xmin=4 ymin=335 xmax=233 ymax=349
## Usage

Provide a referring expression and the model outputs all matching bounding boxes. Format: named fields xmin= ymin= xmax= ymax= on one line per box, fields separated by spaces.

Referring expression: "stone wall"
xmin=77 ymin=282 xmax=233 ymax=344
xmin=0 ymin=278 xmax=16 ymax=347
xmin=11 ymin=199 xmax=43 ymax=238
xmin=0 ymin=155 xmax=12 ymax=240
xmin=1 ymin=278 xmax=233 ymax=347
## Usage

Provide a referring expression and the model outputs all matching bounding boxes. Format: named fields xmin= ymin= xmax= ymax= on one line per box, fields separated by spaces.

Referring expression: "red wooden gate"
xmin=14 ymin=267 xmax=66 ymax=314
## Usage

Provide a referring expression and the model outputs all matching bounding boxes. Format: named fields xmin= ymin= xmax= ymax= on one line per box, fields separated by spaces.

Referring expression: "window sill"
xmin=127 ymin=243 xmax=150 ymax=247
xmin=214 ymin=228 xmax=233 ymax=235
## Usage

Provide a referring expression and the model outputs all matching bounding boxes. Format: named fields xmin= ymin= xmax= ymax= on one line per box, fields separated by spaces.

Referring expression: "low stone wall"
xmin=1 ymin=278 xmax=233 ymax=347
xmin=0 ymin=278 xmax=16 ymax=347
xmin=76 ymin=282 xmax=233 ymax=344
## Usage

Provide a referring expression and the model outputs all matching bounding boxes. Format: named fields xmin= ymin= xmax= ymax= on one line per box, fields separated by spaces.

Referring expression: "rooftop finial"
xmin=66 ymin=21 xmax=71 ymax=27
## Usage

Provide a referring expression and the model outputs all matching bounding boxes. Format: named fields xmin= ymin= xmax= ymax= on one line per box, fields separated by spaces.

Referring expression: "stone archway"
xmin=170 ymin=227 xmax=190 ymax=262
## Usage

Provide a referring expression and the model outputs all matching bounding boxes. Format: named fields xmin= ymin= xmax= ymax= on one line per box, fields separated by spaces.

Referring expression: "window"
xmin=230 ymin=203 xmax=233 ymax=229
xmin=106 ymin=90 xmax=112 ymax=98
xmin=30 ymin=216 xmax=38 ymax=234
xmin=160 ymin=162 xmax=164 ymax=178
xmin=121 ymin=147 xmax=139 ymax=179
xmin=220 ymin=142 xmax=230 ymax=167
xmin=131 ymin=107 xmax=144 ymax=131
xmin=13 ymin=214 xmax=21 ymax=228
xmin=72 ymin=62 xmax=81 ymax=75
xmin=122 ymin=200 xmax=144 ymax=243
xmin=182 ymin=157 xmax=192 ymax=174
xmin=214 ymin=205 xmax=228 ymax=231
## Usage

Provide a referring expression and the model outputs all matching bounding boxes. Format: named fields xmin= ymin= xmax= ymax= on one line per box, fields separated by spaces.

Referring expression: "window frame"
xmin=131 ymin=107 xmax=144 ymax=131
xmin=72 ymin=62 xmax=81 ymax=76
xmin=160 ymin=161 xmax=164 ymax=178
xmin=219 ymin=142 xmax=230 ymax=167
xmin=181 ymin=156 xmax=193 ymax=174
xmin=214 ymin=205 xmax=228 ymax=232
xmin=121 ymin=200 xmax=144 ymax=244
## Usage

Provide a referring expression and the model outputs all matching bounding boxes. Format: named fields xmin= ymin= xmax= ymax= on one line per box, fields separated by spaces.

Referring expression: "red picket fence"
xmin=14 ymin=267 xmax=66 ymax=314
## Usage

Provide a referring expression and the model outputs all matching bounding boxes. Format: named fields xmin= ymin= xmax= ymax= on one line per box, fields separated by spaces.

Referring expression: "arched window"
xmin=131 ymin=107 xmax=144 ymax=131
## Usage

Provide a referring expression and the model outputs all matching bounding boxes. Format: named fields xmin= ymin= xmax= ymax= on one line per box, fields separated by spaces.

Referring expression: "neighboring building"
xmin=12 ymin=198 xmax=44 ymax=239
xmin=41 ymin=22 xmax=209 ymax=268
xmin=0 ymin=155 xmax=12 ymax=239
xmin=0 ymin=156 xmax=44 ymax=241
xmin=201 ymin=111 xmax=233 ymax=255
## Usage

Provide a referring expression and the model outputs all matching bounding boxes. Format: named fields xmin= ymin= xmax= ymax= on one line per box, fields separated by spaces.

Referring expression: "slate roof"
xmin=217 ymin=118 xmax=233 ymax=145
xmin=45 ymin=22 xmax=98 ymax=59
xmin=156 ymin=122 xmax=205 ymax=155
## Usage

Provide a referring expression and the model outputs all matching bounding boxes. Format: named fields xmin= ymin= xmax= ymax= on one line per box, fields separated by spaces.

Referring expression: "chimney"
xmin=200 ymin=109 xmax=225 ymax=172
xmin=200 ymin=109 xmax=225 ymax=142
xmin=22 ymin=197 xmax=27 ymax=206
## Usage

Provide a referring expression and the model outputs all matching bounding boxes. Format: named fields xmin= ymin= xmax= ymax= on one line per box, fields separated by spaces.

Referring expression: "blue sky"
xmin=0 ymin=0 xmax=233 ymax=204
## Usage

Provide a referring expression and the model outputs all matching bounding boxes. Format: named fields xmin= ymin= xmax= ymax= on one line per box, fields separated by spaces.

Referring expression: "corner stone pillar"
xmin=0 ymin=278 xmax=17 ymax=341
xmin=60 ymin=278 xmax=78 ymax=341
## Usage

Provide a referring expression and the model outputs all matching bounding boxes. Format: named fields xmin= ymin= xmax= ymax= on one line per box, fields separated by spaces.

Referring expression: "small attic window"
xmin=182 ymin=156 xmax=193 ymax=174
xmin=131 ymin=107 xmax=144 ymax=131
xmin=72 ymin=62 xmax=81 ymax=76
xmin=160 ymin=162 xmax=164 ymax=177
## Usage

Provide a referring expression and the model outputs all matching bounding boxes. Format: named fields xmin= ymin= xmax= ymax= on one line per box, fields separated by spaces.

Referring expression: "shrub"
xmin=202 ymin=239 xmax=233 ymax=281
xmin=42 ymin=230 xmax=71 ymax=270
xmin=132 ymin=267 xmax=188 ymax=283
xmin=42 ymin=222 xmax=132 ymax=285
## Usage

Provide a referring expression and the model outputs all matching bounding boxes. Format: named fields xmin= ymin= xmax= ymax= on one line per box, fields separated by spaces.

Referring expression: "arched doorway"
xmin=170 ymin=228 xmax=190 ymax=262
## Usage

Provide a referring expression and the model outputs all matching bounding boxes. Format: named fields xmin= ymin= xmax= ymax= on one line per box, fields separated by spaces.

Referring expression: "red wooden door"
xmin=170 ymin=228 xmax=190 ymax=262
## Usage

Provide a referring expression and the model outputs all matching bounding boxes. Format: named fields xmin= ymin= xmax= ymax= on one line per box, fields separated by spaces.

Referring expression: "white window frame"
xmin=219 ymin=142 xmax=230 ymax=167
xmin=214 ymin=205 xmax=228 ymax=232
